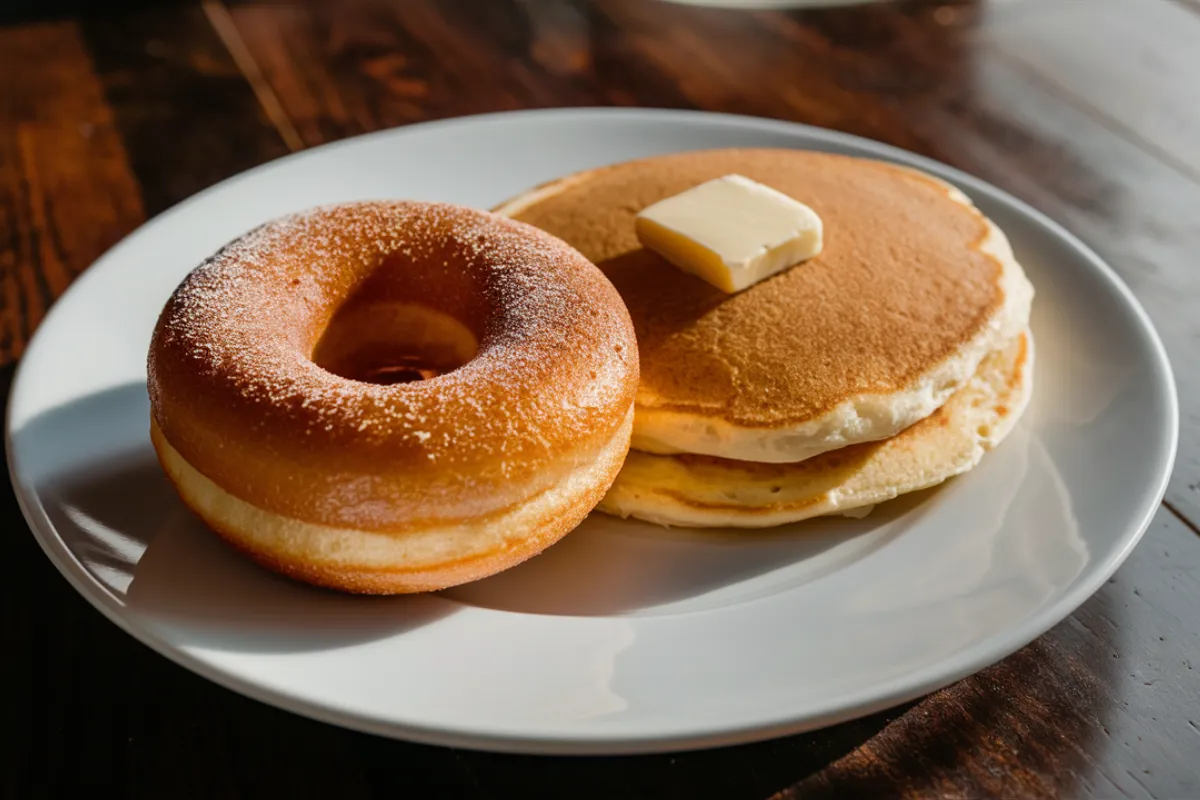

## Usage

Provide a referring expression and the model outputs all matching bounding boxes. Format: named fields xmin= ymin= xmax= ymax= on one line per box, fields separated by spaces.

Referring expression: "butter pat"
xmin=634 ymin=174 xmax=823 ymax=293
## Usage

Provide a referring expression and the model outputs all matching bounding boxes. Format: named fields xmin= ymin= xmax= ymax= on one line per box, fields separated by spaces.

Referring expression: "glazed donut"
xmin=148 ymin=201 xmax=638 ymax=594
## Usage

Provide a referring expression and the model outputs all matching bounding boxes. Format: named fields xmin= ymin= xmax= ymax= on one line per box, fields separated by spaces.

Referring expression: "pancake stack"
xmin=497 ymin=149 xmax=1034 ymax=527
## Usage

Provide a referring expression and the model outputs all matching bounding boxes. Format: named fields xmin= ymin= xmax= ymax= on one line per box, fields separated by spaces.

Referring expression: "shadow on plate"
xmin=15 ymin=383 xmax=455 ymax=655
xmin=15 ymin=381 xmax=932 ymax=633
xmin=444 ymin=493 xmax=929 ymax=617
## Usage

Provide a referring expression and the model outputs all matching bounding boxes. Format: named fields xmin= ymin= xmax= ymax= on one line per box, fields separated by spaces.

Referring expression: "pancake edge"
xmin=596 ymin=330 xmax=1034 ymax=529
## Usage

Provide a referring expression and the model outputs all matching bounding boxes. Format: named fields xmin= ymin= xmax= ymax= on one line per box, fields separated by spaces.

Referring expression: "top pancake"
xmin=497 ymin=149 xmax=1032 ymax=463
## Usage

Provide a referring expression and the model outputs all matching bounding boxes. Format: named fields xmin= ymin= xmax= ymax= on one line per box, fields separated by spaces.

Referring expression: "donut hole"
xmin=312 ymin=301 xmax=479 ymax=386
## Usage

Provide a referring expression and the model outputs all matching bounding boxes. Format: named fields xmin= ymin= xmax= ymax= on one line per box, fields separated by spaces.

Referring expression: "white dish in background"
xmin=6 ymin=109 xmax=1177 ymax=755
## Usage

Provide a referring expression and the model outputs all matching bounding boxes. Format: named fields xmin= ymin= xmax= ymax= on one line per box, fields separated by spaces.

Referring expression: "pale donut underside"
xmin=597 ymin=331 xmax=1033 ymax=528
xmin=151 ymin=410 xmax=633 ymax=594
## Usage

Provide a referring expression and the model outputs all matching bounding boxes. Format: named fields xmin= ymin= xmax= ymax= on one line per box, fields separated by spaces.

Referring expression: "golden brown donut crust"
xmin=148 ymin=201 xmax=639 ymax=532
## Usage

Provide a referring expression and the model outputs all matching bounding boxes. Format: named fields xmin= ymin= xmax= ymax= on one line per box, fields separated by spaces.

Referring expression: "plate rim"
xmin=5 ymin=107 xmax=1180 ymax=755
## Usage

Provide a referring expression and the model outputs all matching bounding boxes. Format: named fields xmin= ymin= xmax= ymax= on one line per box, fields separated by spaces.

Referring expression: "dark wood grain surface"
xmin=2 ymin=1 xmax=1198 ymax=797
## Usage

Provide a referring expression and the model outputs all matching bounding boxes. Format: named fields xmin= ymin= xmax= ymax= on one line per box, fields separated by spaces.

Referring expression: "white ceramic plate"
xmin=7 ymin=109 xmax=1177 ymax=755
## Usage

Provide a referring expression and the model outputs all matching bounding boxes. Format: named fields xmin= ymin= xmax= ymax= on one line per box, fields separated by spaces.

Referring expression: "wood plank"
xmin=979 ymin=0 xmax=1200 ymax=181
xmin=594 ymin=0 xmax=935 ymax=154
xmin=79 ymin=3 xmax=291 ymax=216
xmin=0 ymin=2 xmax=294 ymax=368
xmin=223 ymin=0 xmax=693 ymax=147
xmin=0 ymin=21 xmax=143 ymax=366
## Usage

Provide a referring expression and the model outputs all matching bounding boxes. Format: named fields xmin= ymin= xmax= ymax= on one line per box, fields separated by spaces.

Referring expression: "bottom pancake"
xmin=598 ymin=332 xmax=1033 ymax=528
xmin=150 ymin=409 xmax=633 ymax=594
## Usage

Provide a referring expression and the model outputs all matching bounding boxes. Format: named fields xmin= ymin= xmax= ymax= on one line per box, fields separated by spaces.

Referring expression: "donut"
xmin=147 ymin=201 xmax=639 ymax=594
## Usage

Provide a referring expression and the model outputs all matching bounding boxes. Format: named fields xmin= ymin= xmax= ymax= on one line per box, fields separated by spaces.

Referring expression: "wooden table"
xmin=3 ymin=0 xmax=1198 ymax=797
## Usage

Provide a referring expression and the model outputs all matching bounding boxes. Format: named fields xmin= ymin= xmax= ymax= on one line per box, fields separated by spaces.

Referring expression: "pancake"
xmin=496 ymin=149 xmax=1033 ymax=463
xmin=598 ymin=330 xmax=1033 ymax=528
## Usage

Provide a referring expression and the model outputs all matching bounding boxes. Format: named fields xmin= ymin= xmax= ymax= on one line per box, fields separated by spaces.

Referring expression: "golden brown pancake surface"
xmin=504 ymin=149 xmax=1009 ymax=430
